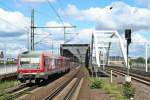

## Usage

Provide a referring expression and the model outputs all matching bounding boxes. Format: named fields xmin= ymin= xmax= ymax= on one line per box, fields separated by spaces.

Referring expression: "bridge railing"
xmin=0 ymin=64 xmax=17 ymax=75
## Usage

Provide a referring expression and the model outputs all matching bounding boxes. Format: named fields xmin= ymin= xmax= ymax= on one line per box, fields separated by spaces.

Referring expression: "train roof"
xmin=19 ymin=51 xmax=69 ymax=59
xmin=20 ymin=51 xmax=43 ymax=56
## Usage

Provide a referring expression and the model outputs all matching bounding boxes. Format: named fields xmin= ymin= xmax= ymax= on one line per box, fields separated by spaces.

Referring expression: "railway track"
xmin=7 ymin=85 xmax=38 ymax=100
xmin=4 ymin=83 xmax=27 ymax=93
xmin=15 ymin=66 xmax=84 ymax=100
xmin=107 ymin=66 xmax=150 ymax=77
xmin=4 ymin=83 xmax=38 ymax=100
xmin=63 ymin=78 xmax=82 ymax=100
xmin=44 ymin=77 xmax=83 ymax=100
xmin=106 ymin=67 xmax=150 ymax=86
xmin=6 ymin=75 xmax=68 ymax=100
xmin=44 ymin=68 xmax=83 ymax=100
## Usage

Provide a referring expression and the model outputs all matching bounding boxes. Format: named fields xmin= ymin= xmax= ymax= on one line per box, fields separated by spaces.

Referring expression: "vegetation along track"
xmin=106 ymin=67 xmax=150 ymax=86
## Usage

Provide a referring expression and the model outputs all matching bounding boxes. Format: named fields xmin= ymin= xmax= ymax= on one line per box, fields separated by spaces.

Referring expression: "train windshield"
xmin=20 ymin=57 xmax=41 ymax=69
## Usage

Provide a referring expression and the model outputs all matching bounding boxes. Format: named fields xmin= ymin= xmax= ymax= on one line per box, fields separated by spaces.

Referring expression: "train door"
xmin=58 ymin=58 xmax=62 ymax=69
xmin=51 ymin=57 xmax=55 ymax=70
xmin=44 ymin=56 xmax=49 ymax=71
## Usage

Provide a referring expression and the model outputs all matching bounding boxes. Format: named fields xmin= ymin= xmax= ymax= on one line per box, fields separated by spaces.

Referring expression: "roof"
xmin=20 ymin=51 xmax=68 ymax=59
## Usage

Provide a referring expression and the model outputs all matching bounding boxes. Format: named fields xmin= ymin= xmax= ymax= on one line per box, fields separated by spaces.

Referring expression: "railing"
xmin=0 ymin=64 xmax=17 ymax=75
xmin=131 ymin=63 xmax=150 ymax=72
xmin=108 ymin=63 xmax=150 ymax=72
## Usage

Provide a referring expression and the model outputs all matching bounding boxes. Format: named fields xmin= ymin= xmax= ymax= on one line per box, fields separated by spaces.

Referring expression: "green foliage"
xmin=0 ymin=80 xmax=20 ymax=90
xmin=136 ymin=57 xmax=145 ymax=63
xmin=129 ymin=59 xmax=133 ymax=66
xmin=6 ymin=61 xmax=16 ymax=64
xmin=130 ymin=57 xmax=145 ymax=65
xmin=148 ymin=58 xmax=150 ymax=63
xmin=0 ymin=80 xmax=20 ymax=99
xmin=123 ymin=82 xmax=135 ymax=99
xmin=90 ymin=78 xmax=102 ymax=89
xmin=90 ymin=77 xmax=129 ymax=100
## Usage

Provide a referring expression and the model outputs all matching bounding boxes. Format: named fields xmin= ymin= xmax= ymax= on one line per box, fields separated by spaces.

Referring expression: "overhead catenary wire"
xmin=45 ymin=0 xmax=64 ymax=25
xmin=56 ymin=0 xmax=76 ymax=28
xmin=34 ymin=33 xmax=52 ymax=45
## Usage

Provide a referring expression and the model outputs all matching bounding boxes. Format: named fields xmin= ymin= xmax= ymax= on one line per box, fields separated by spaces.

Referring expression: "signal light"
xmin=125 ymin=29 xmax=131 ymax=39
xmin=125 ymin=29 xmax=131 ymax=45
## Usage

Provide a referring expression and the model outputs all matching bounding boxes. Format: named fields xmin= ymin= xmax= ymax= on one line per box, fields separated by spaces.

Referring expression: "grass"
xmin=0 ymin=80 xmax=20 ymax=100
xmin=90 ymin=77 xmax=128 ymax=100
xmin=0 ymin=80 xmax=20 ymax=90
xmin=90 ymin=78 xmax=102 ymax=89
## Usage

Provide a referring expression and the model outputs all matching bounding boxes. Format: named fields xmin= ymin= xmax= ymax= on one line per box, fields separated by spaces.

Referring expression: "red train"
xmin=17 ymin=51 xmax=75 ymax=83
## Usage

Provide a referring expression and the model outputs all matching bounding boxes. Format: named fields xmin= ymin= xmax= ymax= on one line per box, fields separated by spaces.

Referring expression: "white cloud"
xmin=45 ymin=21 xmax=75 ymax=41
xmin=60 ymin=2 xmax=150 ymax=33
xmin=44 ymin=21 xmax=92 ymax=44
xmin=129 ymin=33 xmax=148 ymax=57
xmin=0 ymin=8 xmax=29 ymax=35
xmin=76 ymin=28 xmax=92 ymax=44
xmin=60 ymin=4 xmax=105 ymax=22
xmin=0 ymin=8 xmax=30 ymax=57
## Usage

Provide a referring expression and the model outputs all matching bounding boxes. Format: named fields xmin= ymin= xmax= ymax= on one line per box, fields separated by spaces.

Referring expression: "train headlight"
xmin=36 ymin=74 xmax=40 ymax=78
xmin=18 ymin=74 xmax=23 ymax=78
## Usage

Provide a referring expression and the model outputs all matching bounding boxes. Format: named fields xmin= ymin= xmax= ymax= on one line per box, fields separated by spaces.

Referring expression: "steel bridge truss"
xmin=90 ymin=30 xmax=128 ymax=70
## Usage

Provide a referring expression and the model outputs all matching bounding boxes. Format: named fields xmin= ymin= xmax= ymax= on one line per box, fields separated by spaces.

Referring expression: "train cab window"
xmin=20 ymin=58 xmax=30 ymax=68
xmin=20 ymin=57 xmax=41 ymax=69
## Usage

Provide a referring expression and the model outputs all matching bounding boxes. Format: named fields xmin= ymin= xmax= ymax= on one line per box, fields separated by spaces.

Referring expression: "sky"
xmin=0 ymin=0 xmax=150 ymax=58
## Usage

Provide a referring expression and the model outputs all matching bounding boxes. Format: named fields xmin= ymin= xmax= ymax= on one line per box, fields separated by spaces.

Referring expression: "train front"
xmin=17 ymin=51 xmax=45 ymax=83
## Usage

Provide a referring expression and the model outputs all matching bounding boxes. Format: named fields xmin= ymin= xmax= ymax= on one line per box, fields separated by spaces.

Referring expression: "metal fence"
xmin=0 ymin=64 xmax=17 ymax=75
xmin=131 ymin=63 xmax=150 ymax=72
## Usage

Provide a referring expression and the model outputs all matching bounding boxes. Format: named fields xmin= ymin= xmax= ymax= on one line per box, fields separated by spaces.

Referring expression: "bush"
xmin=90 ymin=78 xmax=102 ymax=89
xmin=123 ymin=82 xmax=135 ymax=99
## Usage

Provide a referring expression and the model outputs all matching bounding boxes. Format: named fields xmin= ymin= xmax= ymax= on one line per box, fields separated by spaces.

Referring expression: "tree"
xmin=147 ymin=57 xmax=150 ymax=63
xmin=135 ymin=57 xmax=145 ymax=63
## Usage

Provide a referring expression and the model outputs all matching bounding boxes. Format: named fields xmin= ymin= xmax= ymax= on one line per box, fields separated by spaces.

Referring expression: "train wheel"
xmin=19 ymin=79 xmax=25 ymax=83
xmin=35 ymin=79 xmax=40 ymax=84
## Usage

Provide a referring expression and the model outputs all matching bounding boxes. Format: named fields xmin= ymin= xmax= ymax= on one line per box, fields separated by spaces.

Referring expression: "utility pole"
xmin=52 ymin=40 xmax=53 ymax=54
xmin=29 ymin=8 xmax=76 ymax=52
xmin=31 ymin=9 xmax=35 ymax=51
xmin=64 ymin=27 xmax=66 ymax=43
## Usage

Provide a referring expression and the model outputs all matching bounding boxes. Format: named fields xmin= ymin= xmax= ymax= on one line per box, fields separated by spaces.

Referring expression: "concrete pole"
xmin=145 ymin=42 xmax=148 ymax=72
xmin=111 ymin=70 xmax=113 ymax=83
xmin=52 ymin=40 xmax=53 ymax=54
xmin=4 ymin=43 xmax=7 ymax=73
xmin=103 ymin=48 xmax=105 ymax=70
